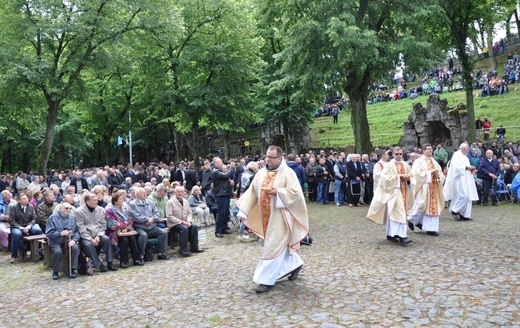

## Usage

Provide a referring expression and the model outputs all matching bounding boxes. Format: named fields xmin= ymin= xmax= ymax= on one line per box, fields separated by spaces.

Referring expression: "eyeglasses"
xmin=265 ymin=156 xmax=281 ymax=159
xmin=394 ymin=153 xmax=403 ymax=155
xmin=64 ymin=207 xmax=72 ymax=210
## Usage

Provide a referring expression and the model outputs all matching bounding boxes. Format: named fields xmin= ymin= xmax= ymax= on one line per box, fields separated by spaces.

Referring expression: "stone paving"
xmin=1 ymin=201 xmax=520 ymax=327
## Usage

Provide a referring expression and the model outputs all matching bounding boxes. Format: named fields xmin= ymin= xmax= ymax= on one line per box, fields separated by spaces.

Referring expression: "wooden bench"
xmin=40 ymin=239 xmax=71 ymax=277
xmin=22 ymin=234 xmax=46 ymax=262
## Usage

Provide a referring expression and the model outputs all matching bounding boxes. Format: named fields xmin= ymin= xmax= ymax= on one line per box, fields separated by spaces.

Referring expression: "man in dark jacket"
xmin=346 ymin=154 xmax=367 ymax=206
xmin=185 ymin=162 xmax=198 ymax=192
xmin=477 ymin=150 xmax=500 ymax=206
xmin=211 ymin=157 xmax=236 ymax=238
xmin=70 ymin=171 xmax=89 ymax=194
xmin=9 ymin=194 xmax=43 ymax=263
xmin=286 ymin=154 xmax=306 ymax=191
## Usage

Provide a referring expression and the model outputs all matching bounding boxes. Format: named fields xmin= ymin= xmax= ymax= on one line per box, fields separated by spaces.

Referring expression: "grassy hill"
xmin=231 ymin=44 xmax=520 ymax=154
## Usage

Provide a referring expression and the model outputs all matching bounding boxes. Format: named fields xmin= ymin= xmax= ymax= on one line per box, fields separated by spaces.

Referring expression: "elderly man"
xmin=211 ymin=157 xmax=236 ymax=238
xmin=0 ymin=191 xmax=17 ymax=249
xmin=45 ymin=204 xmax=80 ymax=279
xmin=367 ymin=147 xmax=413 ymax=245
xmin=37 ymin=189 xmax=58 ymax=234
xmin=90 ymin=170 xmax=110 ymax=190
xmin=76 ymin=193 xmax=117 ymax=272
xmin=477 ymin=150 xmax=500 ymax=206
xmin=443 ymin=143 xmax=479 ymax=221
xmin=8 ymin=193 xmax=43 ymax=263
xmin=166 ymin=186 xmax=204 ymax=257
xmin=237 ymin=145 xmax=309 ymax=294
xmin=70 ymin=171 xmax=89 ymax=194
xmin=129 ymin=187 xmax=169 ymax=263
xmin=148 ymin=185 xmax=169 ymax=228
xmin=407 ymin=144 xmax=445 ymax=236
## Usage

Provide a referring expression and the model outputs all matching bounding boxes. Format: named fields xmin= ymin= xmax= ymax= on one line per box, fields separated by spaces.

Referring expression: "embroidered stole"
xmin=426 ymin=159 xmax=439 ymax=216
xmin=396 ymin=162 xmax=407 ymax=210
xmin=260 ymin=171 xmax=278 ymax=235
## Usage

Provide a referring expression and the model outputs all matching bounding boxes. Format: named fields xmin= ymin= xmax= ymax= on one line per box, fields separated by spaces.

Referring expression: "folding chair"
xmin=496 ymin=179 xmax=513 ymax=204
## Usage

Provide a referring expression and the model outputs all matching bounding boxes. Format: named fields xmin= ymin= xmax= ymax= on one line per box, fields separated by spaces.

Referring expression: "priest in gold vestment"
xmin=407 ymin=144 xmax=445 ymax=236
xmin=367 ymin=148 xmax=414 ymax=245
xmin=237 ymin=146 xmax=309 ymax=294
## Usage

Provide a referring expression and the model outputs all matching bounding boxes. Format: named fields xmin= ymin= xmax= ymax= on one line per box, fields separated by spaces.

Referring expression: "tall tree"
xmin=0 ymin=0 xmax=157 ymax=174
xmin=276 ymin=0 xmax=443 ymax=153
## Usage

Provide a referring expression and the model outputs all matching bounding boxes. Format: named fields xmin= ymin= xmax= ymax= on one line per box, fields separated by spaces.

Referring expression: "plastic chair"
xmin=496 ymin=179 xmax=513 ymax=204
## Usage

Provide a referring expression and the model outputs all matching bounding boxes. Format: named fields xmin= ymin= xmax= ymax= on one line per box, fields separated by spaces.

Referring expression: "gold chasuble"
xmin=236 ymin=161 xmax=309 ymax=260
xmin=410 ymin=156 xmax=445 ymax=217
xmin=367 ymin=159 xmax=413 ymax=225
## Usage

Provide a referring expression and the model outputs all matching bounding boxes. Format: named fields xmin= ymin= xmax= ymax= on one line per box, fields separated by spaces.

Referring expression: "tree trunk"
xmin=58 ymin=141 xmax=66 ymax=170
xmin=173 ymin=129 xmax=182 ymax=163
xmin=458 ymin=45 xmax=475 ymax=142
xmin=283 ymin=122 xmax=290 ymax=155
xmin=103 ymin=135 xmax=112 ymax=166
xmin=505 ymin=14 xmax=512 ymax=40
xmin=7 ymin=140 xmax=13 ymax=173
xmin=515 ymin=9 xmax=520 ymax=37
xmin=37 ymin=100 xmax=61 ymax=175
xmin=192 ymin=118 xmax=200 ymax=169
xmin=223 ymin=134 xmax=230 ymax=159
xmin=486 ymin=25 xmax=497 ymax=70
xmin=348 ymin=89 xmax=373 ymax=154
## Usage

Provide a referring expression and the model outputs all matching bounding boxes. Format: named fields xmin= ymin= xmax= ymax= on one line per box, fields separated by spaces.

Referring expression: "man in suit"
xmin=89 ymin=170 xmax=110 ymax=190
xmin=166 ymin=186 xmax=204 ymax=257
xmin=173 ymin=162 xmax=186 ymax=186
xmin=477 ymin=150 xmax=500 ymax=206
xmin=8 ymin=193 xmax=43 ymax=263
xmin=185 ymin=162 xmax=198 ymax=193
xmin=70 ymin=171 xmax=89 ymax=194
xmin=346 ymin=154 xmax=367 ymax=207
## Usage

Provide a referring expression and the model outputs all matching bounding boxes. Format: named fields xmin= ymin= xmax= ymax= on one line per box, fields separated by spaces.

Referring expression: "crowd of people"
xmin=2 ymin=137 xmax=519 ymax=290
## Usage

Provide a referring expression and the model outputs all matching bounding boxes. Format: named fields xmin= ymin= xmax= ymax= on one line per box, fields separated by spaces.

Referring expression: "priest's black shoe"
xmin=386 ymin=236 xmax=397 ymax=242
xmin=399 ymin=237 xmax=412 ymax=246
xmin=255 ymin=284 xmax=271 ymax=293
xmin=408 ymin=222 xmax=414 ymax=231
xmin=416 ymin=223 xmax=423 ymax=230
xmin=107 ymin=263 xmax=118 ymax=271
xmin=427 ymin=231 xmax=439 ymax=236
xmin=288 ymin=265 xmax=302 ymax=281
xmin=450 ymin=211 xmax=460 ymax=221
xmin=460 ymin=215 xmax=472 ymax=221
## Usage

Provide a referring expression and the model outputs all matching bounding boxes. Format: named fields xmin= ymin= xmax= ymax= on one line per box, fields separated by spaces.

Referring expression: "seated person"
xmin=105 ymin=190 xmax=141 ymax=268
xmin=37 ymin=189 xmax=58 ymax=235
xmin=147 ymin=185 xmax=168 ymax=228
xmin=45 ymin=204 xmax=80 ymax=279
xmin=188 ymin=186 xmax=210 ymax=226
xmin=76 ymin=193 xmax=117 ymax=273
xmin=205 ymin=184 xmax=218 ymax=220
xmin=129 ymin=187 xmax=169 ymax=263
xmin=166 ymin=186 xmax=204 ymax=258
xmin=8 ymin=193 xmax=43 ymax=263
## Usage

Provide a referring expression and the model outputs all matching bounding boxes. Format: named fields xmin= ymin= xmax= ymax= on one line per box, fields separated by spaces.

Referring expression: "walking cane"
xmin=68 ymin=233 xmax=72 ymax=277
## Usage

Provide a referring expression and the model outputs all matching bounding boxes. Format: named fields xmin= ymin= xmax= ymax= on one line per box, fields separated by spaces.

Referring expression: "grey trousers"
xmin=50 ymin=243 xmax=79 ymax=274
xmin=80 ymin=235 xmax=113 ymax=268
xmin=135 ymin=226 xmax=168 ymax=257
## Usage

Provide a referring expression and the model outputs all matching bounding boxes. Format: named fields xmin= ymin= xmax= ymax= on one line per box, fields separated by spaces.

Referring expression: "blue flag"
xmin=116 ymin=136 xmax=124 ymax=146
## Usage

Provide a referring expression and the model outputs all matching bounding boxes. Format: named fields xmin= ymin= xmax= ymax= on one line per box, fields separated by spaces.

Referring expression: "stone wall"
xmin=401 ymin=94 xmax=468 ymax=151
xmin=260 ymin=123 xmax=311 ymax=155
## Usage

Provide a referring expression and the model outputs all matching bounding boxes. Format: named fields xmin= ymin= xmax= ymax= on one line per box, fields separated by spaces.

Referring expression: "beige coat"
xmin=410 ymin=156 xmax=445 ymax=216
xmin=165 ymin=197 xmax=192 ymax=229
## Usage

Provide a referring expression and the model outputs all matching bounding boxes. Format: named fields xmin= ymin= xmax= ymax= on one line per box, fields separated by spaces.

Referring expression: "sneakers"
xmin=238 ymin=234 xmax=249 ymax=242
xmin=336 ymin=203 xmax=341 ymax=206
xmin=9 ymin=257 xmax=15 ymax=264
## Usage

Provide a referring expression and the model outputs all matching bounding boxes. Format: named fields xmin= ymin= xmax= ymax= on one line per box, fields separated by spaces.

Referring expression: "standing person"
xmin=373 ymin=151 xmax=390 ymax=191
xmin=367 ymin=147 xmax=413 ymax=245
xmin=211 ymin=157 xmax=236 ymax=238
xmin=475 ymin=117 xmax=483 ymax=141
xmin=346 ymin=154 xmax=366 ymax=206
xmin=407 ymin=144 xmax=445 ymax=236
xmin=333 ymin=155 xmax=347 ymax=206
xmin=45 ymin=204 xmax=80 ymax=279
xmin=433 ymin=144 xmax=448 ymax=170
xmin=477 ymin=150 xmax=500 ymax=206
xmin=331 ymin=106 xmax=339 ymax=124
xmin=201 ymin=160 xmax=213 ymax=195
xmin=236 ymin=146 xmax=309 ymax=294
xmin=76 ymin=193 xmax=118 ymax=272
xmin=483 ymin=117 xmax=491 ymax=141
xmin=237 ymin=161 xmax=259 ymax=241
xmin=443 ymin=143 xmax=479 ymax=221
xmin=316 ymin=157 xmax=329 ymax=205
xmin=305 ymin=156 xmax=318 ymax=202
xmin=496 ymin=124 xmax=506 ymax=143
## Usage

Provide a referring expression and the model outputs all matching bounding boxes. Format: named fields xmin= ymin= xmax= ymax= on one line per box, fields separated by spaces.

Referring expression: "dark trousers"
xmin=50 ymin=242 xmax=79 ymax=274
xmin=80 ymin=235 xmax=113 ymax=268
xmin=215 ymin=196 xmax=231 ymax=234
xmin=481 ymin=178 xmax=498 ymax=204
xmin=170 ymin=223 xmax=199 ymax=253
xmin=307 ymin=181 xmax=317 ymax=201
xmin=348 ymin=180 xmax=361 ymax=205
xmin=118 ymin=236 xmax=140 ymax=264
xmin=11 ymin=226 xmax=42 ymax=258
xmin=135 ymin=226 xmax=168 ymax=257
